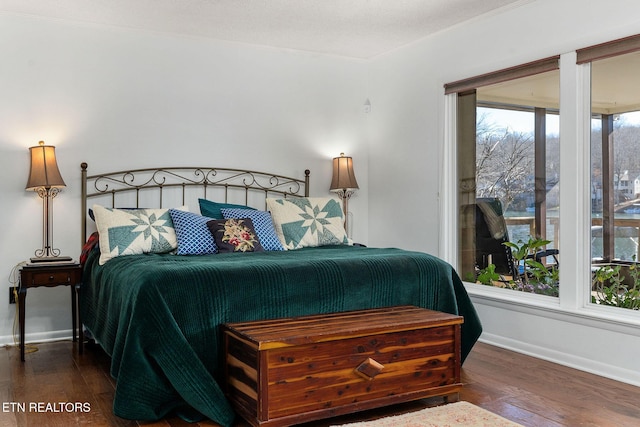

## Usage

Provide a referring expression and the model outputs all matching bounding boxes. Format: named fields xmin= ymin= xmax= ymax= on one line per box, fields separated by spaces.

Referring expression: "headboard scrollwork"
xmin=81 ymin=163 xmax=310 ymax=245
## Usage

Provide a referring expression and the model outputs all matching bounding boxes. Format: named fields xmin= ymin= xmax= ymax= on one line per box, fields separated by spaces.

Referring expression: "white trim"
xmin=576 ymin=59 xmax=594 ymax=309
xmin=440 ymin=93 xmax=458 ymax=265
xmin=467 ymin=284 xmax=640 ymax=335
xmin=0 ymin=329 xmax=75 ymax=347
xmin=470 ymin=290 xmax=640 ymax=387
xmin=558 ymin=51 xmax=593 ymax=311
xmin=479 ymin=332 xmax=640 ymax=388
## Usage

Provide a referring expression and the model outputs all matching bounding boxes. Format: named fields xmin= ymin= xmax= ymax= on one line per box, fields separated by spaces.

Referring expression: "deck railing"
xmin=504 ymin=216 xmax=640 ymax=260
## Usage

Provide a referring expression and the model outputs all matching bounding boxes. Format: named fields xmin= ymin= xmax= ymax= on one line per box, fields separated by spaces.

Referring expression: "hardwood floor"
xmin=1 ymin=340 xmax=639 ymax=426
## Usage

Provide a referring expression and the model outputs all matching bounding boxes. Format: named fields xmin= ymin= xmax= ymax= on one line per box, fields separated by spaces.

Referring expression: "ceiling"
xmin=591 ymin=52 xmax=640 ymax=114
xmin=0 ymin=0 xmax=524 ymax=59
xmin=4 ymin=0 xmax=636 ymax=112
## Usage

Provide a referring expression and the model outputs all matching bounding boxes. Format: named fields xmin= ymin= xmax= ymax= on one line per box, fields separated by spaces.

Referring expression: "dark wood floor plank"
xmin=3 ymin=340 xmax=640 ymax=426
xmin=459 ymin=343 xmax=640 ymax=427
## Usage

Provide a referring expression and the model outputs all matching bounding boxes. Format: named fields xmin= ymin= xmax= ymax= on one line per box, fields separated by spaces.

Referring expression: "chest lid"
xmin=223 ymin=305 xmax=463 ymax=350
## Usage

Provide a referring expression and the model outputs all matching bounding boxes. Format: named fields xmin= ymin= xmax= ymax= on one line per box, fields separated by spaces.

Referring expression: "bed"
xmin=78 ymin=163 xmax=482 ymax=426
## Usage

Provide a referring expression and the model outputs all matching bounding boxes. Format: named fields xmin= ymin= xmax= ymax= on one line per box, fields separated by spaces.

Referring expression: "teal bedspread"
xmin=80 ymin=245 xmax=481 ymax=426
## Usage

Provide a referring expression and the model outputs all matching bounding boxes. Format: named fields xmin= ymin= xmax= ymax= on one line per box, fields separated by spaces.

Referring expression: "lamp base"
xmin=29 ymin=255 xmax=74 ymax=264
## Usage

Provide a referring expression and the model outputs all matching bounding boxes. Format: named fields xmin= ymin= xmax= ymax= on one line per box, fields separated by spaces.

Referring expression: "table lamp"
xmin=329 ymin=153 xmax=359 ymax=233
xmin=26 ymin=141 xmax=72 ymax=263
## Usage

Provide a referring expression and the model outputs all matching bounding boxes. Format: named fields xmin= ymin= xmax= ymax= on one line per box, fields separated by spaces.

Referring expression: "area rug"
xmin=330 ymin=401 xmax=523 ymax=427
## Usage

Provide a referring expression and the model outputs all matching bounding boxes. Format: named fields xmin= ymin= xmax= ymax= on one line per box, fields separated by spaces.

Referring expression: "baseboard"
xmin=0 ymin=329 xmax=74 ymax=348
xmin=479 ymin=332 xmax=640 ymax=388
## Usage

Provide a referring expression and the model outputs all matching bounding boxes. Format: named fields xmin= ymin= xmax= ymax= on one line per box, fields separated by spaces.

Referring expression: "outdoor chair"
xmin=475 ymin=197 xmax=559 ymax=279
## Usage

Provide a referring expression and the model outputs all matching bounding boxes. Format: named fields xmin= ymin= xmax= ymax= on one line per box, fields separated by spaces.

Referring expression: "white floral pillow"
xmin=92 ymin=205 xmax=187 ymax=265
xmin=266 ymin=197 xmax=350 ymax=250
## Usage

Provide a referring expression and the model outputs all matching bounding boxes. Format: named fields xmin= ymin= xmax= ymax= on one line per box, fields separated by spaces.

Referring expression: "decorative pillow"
xmin=266 ymin=197 xmax=350 ymax=250
xmin=92 ymin=204 xmax=186 ymax=265
xmin=206 ymin=218 xmax=264 ymax=253
xmin=169 ymin=209 xmax=218 ymax=255
xmin=220 ymin=208 xmax=284 ymax=251
xmin=198 ymin=198 xmax=256 ymax=219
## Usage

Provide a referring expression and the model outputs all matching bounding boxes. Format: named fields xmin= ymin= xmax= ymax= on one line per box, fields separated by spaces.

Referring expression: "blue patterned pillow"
xmin=220 ymin=208 xmax=284 ymax=251
xmin=169 ymin=209 xmax=218 ymax=255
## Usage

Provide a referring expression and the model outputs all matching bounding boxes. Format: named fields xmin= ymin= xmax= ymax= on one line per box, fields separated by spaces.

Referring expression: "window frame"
xmin=448 ymin=58 xmax=562 ymax=296
xmin=580 ymin=34 xmax=640 ymax=267
xmin=442 ymin=49 xmax=640 ymax=328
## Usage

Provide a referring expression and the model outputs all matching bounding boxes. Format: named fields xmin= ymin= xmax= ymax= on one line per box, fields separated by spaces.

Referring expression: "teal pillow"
xmin=198 ymin=198 xmax=256 ymax=219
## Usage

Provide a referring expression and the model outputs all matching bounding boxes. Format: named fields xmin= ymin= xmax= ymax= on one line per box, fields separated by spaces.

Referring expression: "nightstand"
xmin=19 ymin=262 xmax=83 ymax=361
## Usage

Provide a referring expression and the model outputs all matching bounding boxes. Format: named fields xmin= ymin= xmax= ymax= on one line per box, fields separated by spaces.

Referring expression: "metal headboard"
xmin=80 ymin=163 xmax=310 ymax=245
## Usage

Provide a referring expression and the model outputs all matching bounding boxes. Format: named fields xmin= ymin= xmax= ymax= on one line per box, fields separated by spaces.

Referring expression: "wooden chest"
xmin=222 ymin=306 xmax=463 ymax=426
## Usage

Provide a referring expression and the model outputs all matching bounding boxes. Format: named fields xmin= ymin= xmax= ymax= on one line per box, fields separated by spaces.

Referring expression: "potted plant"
xmin=477 ymin=236 xmax=559 ymax=297
xmin=591 ymin=261 xmax=640 ymax=310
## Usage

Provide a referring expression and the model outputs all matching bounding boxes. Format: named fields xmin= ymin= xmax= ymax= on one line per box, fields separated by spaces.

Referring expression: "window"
xmin=587 ymin=47 xmax=640 ymax=310
xmin=447 ymin=59 xmax=560 ymax=296
xmin=476 ymin=104 xmax=559 ymax=252
xmin=446 ymin=34 xmax=640 ymax=313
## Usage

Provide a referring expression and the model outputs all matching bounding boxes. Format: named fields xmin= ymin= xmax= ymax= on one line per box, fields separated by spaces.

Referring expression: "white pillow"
xmin=266 ymin=197 xmax=350 ymax=250
xmin=92 ymin=205 xmax=187 ymax=265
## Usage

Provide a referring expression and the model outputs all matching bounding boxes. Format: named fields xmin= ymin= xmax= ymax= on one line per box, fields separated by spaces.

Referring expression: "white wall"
xmin=5 ymin=0 xmax=640 ymax=388
xmin=367 ymin=0 xmax=640 ymax=386
xmin=0 ymin=13 xmax=369 ymax=344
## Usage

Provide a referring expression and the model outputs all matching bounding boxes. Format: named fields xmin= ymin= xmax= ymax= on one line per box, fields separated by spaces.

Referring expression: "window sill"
xmin=465 ymin=282 xmax=640 ymax=337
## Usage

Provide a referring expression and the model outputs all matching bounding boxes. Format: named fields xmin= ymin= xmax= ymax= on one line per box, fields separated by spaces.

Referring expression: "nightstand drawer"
xmin=20 ymin=265 xmax=82 ymax=288
xmin=27 ymin=270 xmax=73 ymax=286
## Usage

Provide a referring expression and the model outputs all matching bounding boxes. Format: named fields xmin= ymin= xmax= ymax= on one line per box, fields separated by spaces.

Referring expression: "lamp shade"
xmin=26 ymin=141 xmax=66 ymax=190
xmin=330 ymin=153 xmax=359 ymax=191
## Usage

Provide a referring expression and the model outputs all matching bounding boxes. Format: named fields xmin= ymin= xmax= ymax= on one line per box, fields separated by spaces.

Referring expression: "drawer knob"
xmin=49 ymin=275 xmax=55 ymax=281
xmin=354 ymin=357 xmax=384 ymax=380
